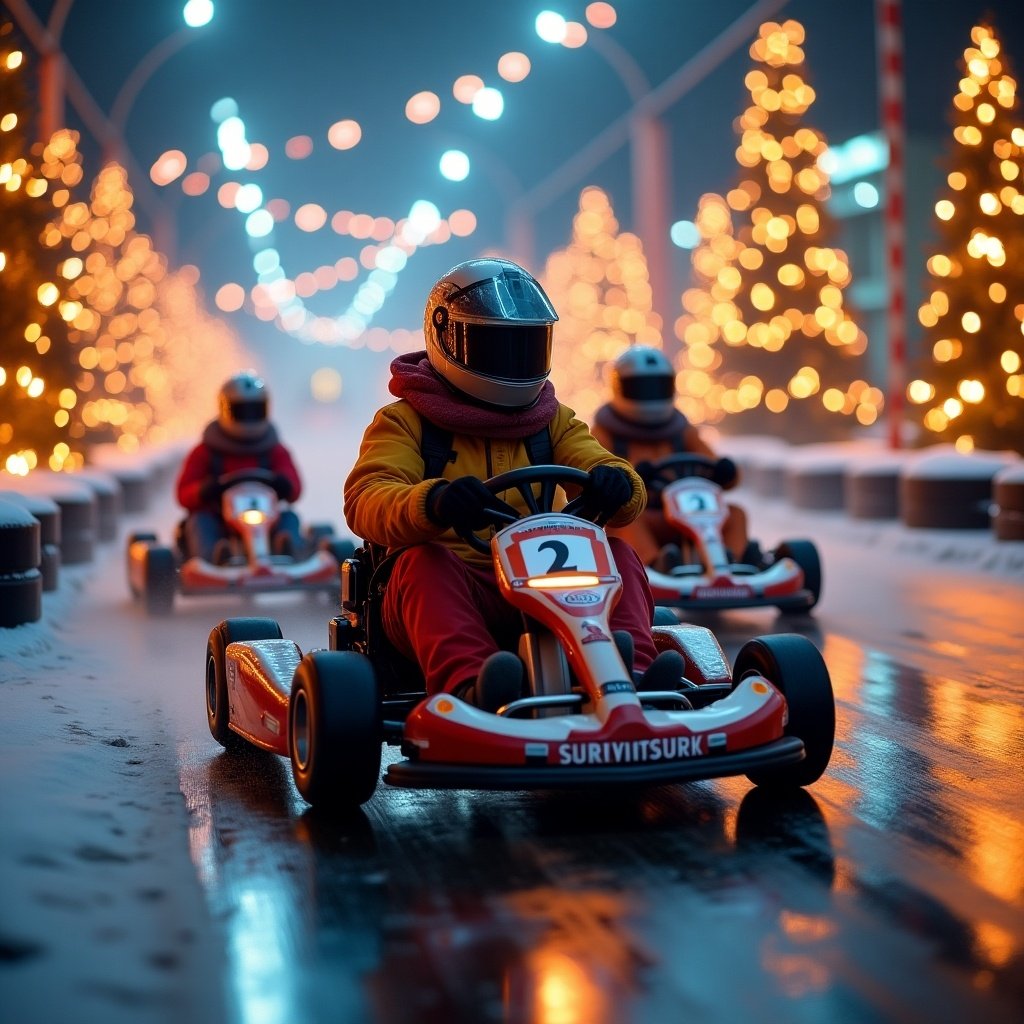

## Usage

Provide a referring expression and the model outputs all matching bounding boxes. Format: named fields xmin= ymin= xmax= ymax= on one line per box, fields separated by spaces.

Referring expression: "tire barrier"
xmin=13 ymin=475 xmax=97 ymax=564
xmin=844 ymin=461 xmax=902 ymax=520
xmin=0 ymin=490 xmax=61 ymax=592
xmin=67 ymin=470 xmax=123 ymax=542
xmin=900 ymin=450 xmax=1016 ymax=530
xmin=992 ymin=464 xmax=1024 ymax=541
xmin=0 ymin=499 xmax=43 ymax=627
xmin=786 ymin=459 xmax=846 ymax=511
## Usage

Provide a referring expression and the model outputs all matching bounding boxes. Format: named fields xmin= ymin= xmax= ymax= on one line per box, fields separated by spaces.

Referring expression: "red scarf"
xmin=388 ymin=351 xmax=559 ymax=440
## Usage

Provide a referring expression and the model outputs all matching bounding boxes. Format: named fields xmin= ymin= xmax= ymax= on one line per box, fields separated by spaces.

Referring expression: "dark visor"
xmin=231 ymin=400 xmax=267 ymax=422
xmin=448 ymin=322 xmax=552 ymax=380
xmin=619 ymin=376 xmax=674 ymax=402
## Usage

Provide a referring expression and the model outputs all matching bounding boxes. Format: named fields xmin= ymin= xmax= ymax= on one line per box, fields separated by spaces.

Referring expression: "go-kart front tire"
xmin=775 ymin=539 xmax=822 ymax=610
xmin=143 ymin=546 xmax=176 ymax=616
xmin=206 ymin=617 xmax=284 ymax=748
xmin=737 ymin=634 xmax=834 ymax=789
xmin=289 ymin=651 xmax=381 ymax=810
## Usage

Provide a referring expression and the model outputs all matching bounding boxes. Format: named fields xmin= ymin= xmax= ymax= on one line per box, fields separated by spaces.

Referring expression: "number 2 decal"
xmin=537 ymin=540 xmax=577 ymax=573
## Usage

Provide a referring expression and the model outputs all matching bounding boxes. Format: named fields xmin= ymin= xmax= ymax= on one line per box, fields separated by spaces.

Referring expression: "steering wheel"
xmin=641 ymin=453 xmax=720 ymax=503
xmin=212 ymin=467 xmax=283 ymax=498
xmin=456 ymin=465 xmax=594 ymax=554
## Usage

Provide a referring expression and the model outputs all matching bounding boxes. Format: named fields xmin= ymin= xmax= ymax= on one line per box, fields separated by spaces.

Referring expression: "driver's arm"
xmin=550 ymin=407 xmax=646 ymax=527
xmin=344 ymin=403 xmax=448 ymax=548
xmin=176 ymin=444 xmax=214 ymax=511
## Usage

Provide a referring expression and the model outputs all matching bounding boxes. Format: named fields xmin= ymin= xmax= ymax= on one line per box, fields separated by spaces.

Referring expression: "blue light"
xmin=439 ymin=149 xmax=470 ymax=182
xmin=853 ymin=181 xmax=880 ymax=208
xmin=245 ymin=210 xmax=274 ymax=238
xmin=183 ymin=1 xmax=214 ymax=28
xmin=472 ymin=87 xmax=504 ymax=121
xmin=670 ymin=220 xmax=700 ymax=249
xmin=209 ymin=97 xmax=236 ymax=123
xmin=536 ymin=11 xmax=567 ymax=43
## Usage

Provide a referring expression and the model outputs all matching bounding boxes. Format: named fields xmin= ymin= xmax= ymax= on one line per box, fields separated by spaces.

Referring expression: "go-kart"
xmin=127 ymin=468 xmax=353 ymax=615
xmin=642 ymin=453 xmax=821 ymax=613
xmin=203 ymin=465 xmax=835 ymax=811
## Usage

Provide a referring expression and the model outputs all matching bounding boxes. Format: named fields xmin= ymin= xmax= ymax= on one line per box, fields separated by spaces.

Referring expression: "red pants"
xmin=382 ymin=539 xmax=658 ymax=695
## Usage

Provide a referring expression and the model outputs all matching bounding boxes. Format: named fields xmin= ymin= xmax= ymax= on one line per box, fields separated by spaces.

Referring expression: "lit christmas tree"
xmin=906 ymin=23 xmax=1024 ymax=455
xmin=702 ymin=19 xmax=881 ymax=441
xmin=147 ymin=266 xmax=247 ymax=445
xmin=542 ymin=185 xmax=662 ymax=422
xmin=49 ymin=161 xmax=169 ymax=451
xmin=0 ymin=23 xmax=83 ymax=476
xmin=672 ymin=193 xmax=744 ymax=427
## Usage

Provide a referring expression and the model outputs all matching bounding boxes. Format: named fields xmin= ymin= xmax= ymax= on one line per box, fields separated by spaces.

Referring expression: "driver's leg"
xmin=184 ymin=511 xmax=227 ymax=563
xmin=607 ymin=538 xmax=660 ymax=675
xmin=382 ymin=543 xmax=519 ymax=695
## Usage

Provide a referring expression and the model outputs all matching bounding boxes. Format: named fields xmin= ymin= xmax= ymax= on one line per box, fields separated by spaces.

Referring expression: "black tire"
xmin=0 ymin=570 xmax=42 ymax=627
xmin=143 ymin=546 xmax=177 ymax=616
xmin=652 ymin=606 xmax=678 ymax=627
xmin=289 ymin=651 xmax=381 ymax=809
xmin=0 ymin=500 xmax=42 ymax=574
xmin=126 ymin=532 xmax=157 ymax=599
xmin=737 ymin=634 xmax=835 ymax=789
xmin=40 ymin=543 xmax=60 ymax=592
xmin=775 ymin=539 xmax=822 ymax=610
xmin=206 ymin=617 xmax=284 ymax=748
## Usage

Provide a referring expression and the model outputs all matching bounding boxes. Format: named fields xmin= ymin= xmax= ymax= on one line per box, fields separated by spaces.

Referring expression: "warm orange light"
xmin=526 ymin=575 xmax=601 ymax=589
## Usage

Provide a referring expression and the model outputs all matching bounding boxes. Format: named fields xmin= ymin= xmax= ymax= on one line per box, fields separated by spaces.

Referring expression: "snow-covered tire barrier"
xmin=900 ymin=451 xmax=1016 ymax=530
xmin=0 ymin=499 xmax=43 ymax=627
xmin=992 ymin=464 xmax=1024 ymax=541
xmin=14 ymin=475 xmax=97 ymax=565
xmin=0 ymin=490 xmax=61 ymax=592
xmin=844 ymin=462 xmax=902 ymax=520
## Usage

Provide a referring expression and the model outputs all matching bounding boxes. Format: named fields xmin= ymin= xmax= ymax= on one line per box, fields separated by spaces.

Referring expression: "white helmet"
xmin=610 ymin=346 xmax=676 ymax=425
xmin=424 ymin=258 xmax=558 ymax=408
xmin=218 ymin=371 xmax=269 ymax=440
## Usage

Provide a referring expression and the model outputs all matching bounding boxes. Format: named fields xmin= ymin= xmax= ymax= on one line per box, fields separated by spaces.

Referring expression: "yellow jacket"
xmin=344 ymin=400 xmax=647 ymax=567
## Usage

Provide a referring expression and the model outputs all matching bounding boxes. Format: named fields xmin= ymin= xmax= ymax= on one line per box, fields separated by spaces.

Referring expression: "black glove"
xmin=426 ymin=476 xmax=515 ymax=533
xmin=712 ymin=456 xmax=738 ymax=488
xmin=198 ymin=477 xmax=221 ymax=504
xmin=581 ymin=465 xmax=633 ymax=520
xmin=271 ymin=473 xmax=294 ymax=500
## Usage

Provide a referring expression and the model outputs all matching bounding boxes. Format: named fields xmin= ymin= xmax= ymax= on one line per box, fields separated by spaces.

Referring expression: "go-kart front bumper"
xmin=384 ymin=735 xmax=805 ymax=789
xmin=179 ymin=552 xmax=339 ymax=595
xmin=647 ymin=559 xmax=813 ymax=611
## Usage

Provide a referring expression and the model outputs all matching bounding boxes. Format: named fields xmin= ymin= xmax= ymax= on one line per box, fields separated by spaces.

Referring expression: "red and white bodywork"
xmin=648 ymin=478 xmax=810 ymax=611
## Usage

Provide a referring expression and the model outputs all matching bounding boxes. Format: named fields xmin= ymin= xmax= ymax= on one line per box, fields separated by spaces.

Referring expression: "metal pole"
xmin=876 ymin=0 xmax=907 ymax=449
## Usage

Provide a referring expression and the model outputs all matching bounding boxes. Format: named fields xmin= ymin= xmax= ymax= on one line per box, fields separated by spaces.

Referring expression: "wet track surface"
xmin=4 ymin=485 xmax=1023 ymax=1024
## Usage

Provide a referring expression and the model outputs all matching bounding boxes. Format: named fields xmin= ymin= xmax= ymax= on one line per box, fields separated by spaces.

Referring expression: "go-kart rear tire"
xmin=206 ymin=617 xmax=284 ymax=748
xmin=126 ymin=532 xmax=157 ymax=600
xmin=289 ymin=651 xmax=381 ymax=810
xmin=143 ymin=546 xmax=177 ymax=616
xmin=775 ymin=539 xmax=821 ymax=610
xmin=737 ymin=634 xmax=834 ymax=789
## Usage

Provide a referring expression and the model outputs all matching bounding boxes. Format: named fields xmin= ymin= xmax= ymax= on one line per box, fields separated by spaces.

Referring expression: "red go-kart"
xmin=643 ymin=454 xmax=822 ymax=613
xmin=203 ymin=466 xmax=835 ymax=811
xmin=127 ymin=468 xmax=352 ymax=615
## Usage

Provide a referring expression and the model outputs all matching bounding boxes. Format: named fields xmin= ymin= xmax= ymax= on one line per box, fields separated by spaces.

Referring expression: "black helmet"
xmin=610 ymin=346 xmax=676 ymax=425
xmin=218 ymin=370 xmax=269 ymax=440
xmin=424 ymin=258 xmax=558 ymax=408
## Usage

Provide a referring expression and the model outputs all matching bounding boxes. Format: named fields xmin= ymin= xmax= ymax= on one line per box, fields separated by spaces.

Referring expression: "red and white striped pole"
xmin=877 ymin=0 xmax=907 ymax=448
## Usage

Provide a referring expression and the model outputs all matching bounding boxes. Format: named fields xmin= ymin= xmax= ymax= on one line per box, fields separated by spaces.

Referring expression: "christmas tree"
xmin=49 ymin=161 xmax=169 ymax=451
xmin=672 ymin=193 xmax=744 ymax=428
xmin=907 ymin=23 xmax=1024 ymax=455
xmin=701 ymin=19 xmax=881 ymax=441
xmin=0 ymin=23 xmax=83 ymax=475
xmin=542 ymin=185 xmax=662 ymax=422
